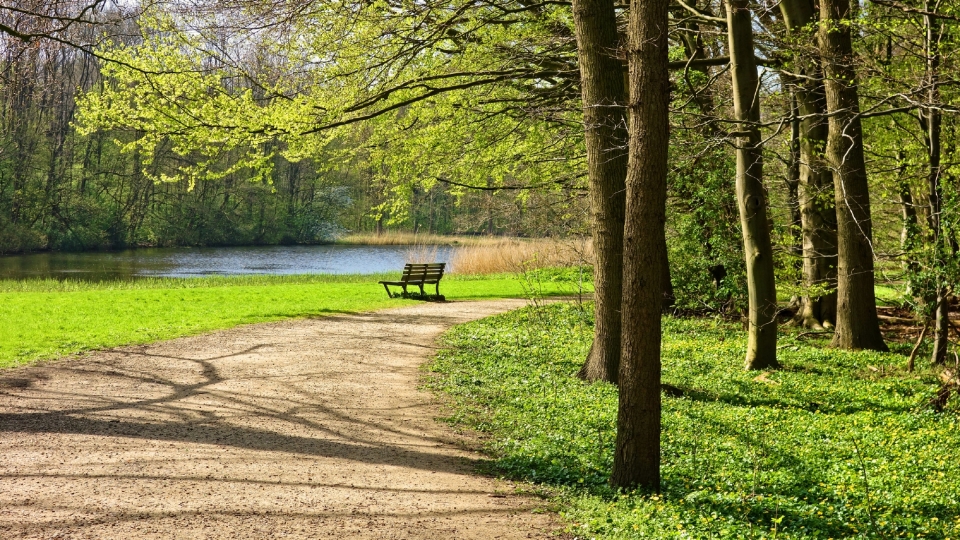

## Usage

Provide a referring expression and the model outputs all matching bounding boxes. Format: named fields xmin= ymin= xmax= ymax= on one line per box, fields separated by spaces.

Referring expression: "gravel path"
xmin=0 ymin=299 xmax=559 ymax=539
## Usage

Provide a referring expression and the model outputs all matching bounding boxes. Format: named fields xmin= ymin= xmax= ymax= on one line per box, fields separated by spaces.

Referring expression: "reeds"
xmin=448 ymin=238 xmax=593 ymax=274
xmin=403 ymin=244 xmax=441 ymax=265
xmin=336 ymin=232 xmax=499 ymax=246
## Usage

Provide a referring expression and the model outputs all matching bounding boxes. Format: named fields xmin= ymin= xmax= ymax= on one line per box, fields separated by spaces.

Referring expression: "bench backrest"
xmin=400 ymin=262 xmax=445 ymax=282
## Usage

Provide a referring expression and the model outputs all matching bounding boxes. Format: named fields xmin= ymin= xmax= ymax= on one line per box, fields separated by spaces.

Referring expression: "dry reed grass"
xmin=403 ymin=244 xmax=442 ymax=265
xmin=346 ymin=232 xmax=593 ymax=274
xmin=337 ymin=232 xmax=500 ymax=246
xmin=447 ymin=238 xmax=593 ymax=274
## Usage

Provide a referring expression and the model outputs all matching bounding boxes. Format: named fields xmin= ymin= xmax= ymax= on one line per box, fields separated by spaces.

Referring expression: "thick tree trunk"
xmin=819 ymin=0 xmax=887 ymax=351
xmin=571 ymin=0 xmax=628 ymax=384
xmin=611 ymin=0 xmax=669 ymax=491
xmin=725 ymin=0 xmax=779 ymax=370
xmin=780 ymin=0 xmax=838 ymax=331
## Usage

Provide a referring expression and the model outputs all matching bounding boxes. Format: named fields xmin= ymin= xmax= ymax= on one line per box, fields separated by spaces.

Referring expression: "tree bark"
xmin=571 ymin=0 xmax=628 ymax=384
xmin=779 ymin=0 xmax=838 ymax=331
xmin=611 ymin=0 xmax=669 ymax=491
xmin=897 ymin=152 xmax=919 ymax=298
xmin=920 ymin=2 xmax=949 ymax=365
xmin=786 ymin=90 xmax=803 ymax=266
xmin=819 ymin=0 xmax=887 ymax=351
xmin=725 ymin=0 xmax=779 ymax=370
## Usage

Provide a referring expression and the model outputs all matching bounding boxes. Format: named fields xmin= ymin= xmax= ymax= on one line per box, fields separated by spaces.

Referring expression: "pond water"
xmin=0 ymin=245 xmax=457 ymax=281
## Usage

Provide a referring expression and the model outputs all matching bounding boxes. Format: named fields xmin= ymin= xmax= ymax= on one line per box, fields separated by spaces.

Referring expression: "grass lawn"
xmin=429 ymin=302 xmax=960 ymax=539
xmin=0 ymin=270 xmax=590 ymax=369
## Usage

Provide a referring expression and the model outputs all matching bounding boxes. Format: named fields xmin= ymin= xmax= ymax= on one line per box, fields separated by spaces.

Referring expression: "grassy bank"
xmin=1 ymin=272 xmax=590 ymax=369
xmin=429 ymin=303 xmax=960 ymax=539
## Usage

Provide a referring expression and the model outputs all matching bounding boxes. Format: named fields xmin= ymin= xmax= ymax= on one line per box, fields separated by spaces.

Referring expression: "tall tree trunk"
xmin=819 ymin=0 xmax=887 ymax=351
xmin=897 ymin=153 xmax=919 ymax=299
xmin=611 ymin=0 xmax=669 ymax=491
xmin=924 ymin=4 xmax=949 ymax=365
xmin=571 ymin=0 xmax=628 ymax=384
xmin=784 ymin=89 xmax=803 ymax=312
xmin=726 ymin=0 xmax=779 ymax=370
xmin=780 ymin=0 xmax=838 ymax=330
xmin=786 ymin=90 xmax=803 ymax=264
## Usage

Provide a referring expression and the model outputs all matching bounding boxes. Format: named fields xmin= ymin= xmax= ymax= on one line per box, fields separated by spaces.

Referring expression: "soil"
xmin=0 ymin=299 xmax=562 ymax=539
xmin=876 ymin=304 xmax=960 ymax=345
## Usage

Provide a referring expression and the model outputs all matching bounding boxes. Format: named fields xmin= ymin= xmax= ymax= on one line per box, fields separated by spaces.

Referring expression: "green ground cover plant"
xmin=429 ymin=303 xmax=960 ymax=539
xmin=1 ymin=272 xmax=589 ymax=369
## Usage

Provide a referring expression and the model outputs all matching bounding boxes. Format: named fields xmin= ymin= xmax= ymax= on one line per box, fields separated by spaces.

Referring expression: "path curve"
xmin=0 ymin=299 xmax=559 ymax=539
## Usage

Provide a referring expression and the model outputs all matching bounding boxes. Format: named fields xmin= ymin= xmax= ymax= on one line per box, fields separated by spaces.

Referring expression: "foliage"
xmin=666 ymin=146 xmax=747 ymax=313
xmin=0 ymin=1 xmax=583 ymax=256
xmin=68 ymin=0 xmax=587 ymax=239
xmin=666 ymin=60 xmax=747 ymax=313
xmin=429 ymin=303 xmax=960 ymax=538
xmin=0 ymin=273 xmax=587 ymax=368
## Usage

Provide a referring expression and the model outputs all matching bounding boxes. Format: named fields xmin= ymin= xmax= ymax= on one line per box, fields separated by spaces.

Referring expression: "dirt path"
xmin=0 ymin=299 xmax=560 ymax=539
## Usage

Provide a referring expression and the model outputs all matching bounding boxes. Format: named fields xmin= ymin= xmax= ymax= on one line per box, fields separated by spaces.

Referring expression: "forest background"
xmin=3 ymin=0 xmax=960 ymax=519
xmin=3 ymin=0 xmax=955 ymax=323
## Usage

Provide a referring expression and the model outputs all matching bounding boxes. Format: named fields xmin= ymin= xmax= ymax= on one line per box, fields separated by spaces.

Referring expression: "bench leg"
xmin=382 ymin=283 xmax=393 ymax=298
xmin=401 ymin=284 xmax=408 ymax=297
xmin=435 ymin=282 xmax=441 ymax=298
xmin=418 ymin=283 xmax=426 ymax=297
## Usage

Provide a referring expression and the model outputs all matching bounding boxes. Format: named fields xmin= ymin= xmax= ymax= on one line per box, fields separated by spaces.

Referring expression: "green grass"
xmin=0 ymin=271 xmax=591 ymax=369
xmin=776 ymin=284 xmax=906 ymax=306
xmin=429 ymin=303 xmax=960 ymax=539
xmin=875 ymin=284 xmax=904 ymax=306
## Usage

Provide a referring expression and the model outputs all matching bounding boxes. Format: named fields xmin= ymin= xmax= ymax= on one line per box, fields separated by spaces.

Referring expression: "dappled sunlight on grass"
xmin=429 ymin=304 xmax=960 ymax=539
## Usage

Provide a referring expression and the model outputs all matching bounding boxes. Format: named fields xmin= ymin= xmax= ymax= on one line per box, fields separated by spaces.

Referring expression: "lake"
xmin=0 ymin=245 xmax=456 ymax=281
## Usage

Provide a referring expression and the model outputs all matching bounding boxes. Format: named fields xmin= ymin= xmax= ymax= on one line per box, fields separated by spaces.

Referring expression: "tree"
xmin=725 ymin=0 xmax=778 ymax=370
xmin=570 ymin=0 xmax=628 ymax=384
xmin=920 ymin=2 xmax=951 ymax=365
xmin=779 ymin=0 xmax=838 ymax=331
xmin=611 ymin=0 xmax=669 ymax=490
xmin=819 ymin=0 xmax=887 ymax=351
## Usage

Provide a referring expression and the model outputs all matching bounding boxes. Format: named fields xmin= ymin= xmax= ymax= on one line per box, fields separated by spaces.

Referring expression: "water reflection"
xmin=0 ymin=245 xmax=456 ymax=281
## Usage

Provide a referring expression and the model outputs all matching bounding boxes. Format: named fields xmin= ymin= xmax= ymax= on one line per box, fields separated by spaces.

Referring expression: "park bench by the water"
xmin=379 ymin=263 xmax=446 ymax=300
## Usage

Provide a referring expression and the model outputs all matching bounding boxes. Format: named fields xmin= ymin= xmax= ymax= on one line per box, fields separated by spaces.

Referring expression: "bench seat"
xmin=379 ymin=262 xmax=446 ymax=300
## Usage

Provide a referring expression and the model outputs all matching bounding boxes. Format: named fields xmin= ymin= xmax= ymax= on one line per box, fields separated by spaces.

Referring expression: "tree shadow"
xmin=0 ymin=339 xmax=491 ymax=477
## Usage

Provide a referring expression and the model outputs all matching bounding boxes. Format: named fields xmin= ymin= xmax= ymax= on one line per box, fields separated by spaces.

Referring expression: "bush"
xmin=0 ymin=218 xmax=46 ymax=254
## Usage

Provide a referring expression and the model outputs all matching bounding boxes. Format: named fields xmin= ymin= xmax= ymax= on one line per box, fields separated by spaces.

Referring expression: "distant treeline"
xmin=0 ymin=25 xmax=581 ymax=254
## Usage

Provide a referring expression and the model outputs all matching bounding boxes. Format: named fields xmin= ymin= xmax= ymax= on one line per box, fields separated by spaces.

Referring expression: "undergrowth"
xmin=428 ymin=302 xmax=960 ymax=539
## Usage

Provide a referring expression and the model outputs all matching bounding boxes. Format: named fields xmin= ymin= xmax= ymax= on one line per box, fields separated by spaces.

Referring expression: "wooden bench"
xmin=379 ymin=263 xmax=446 ymax=300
